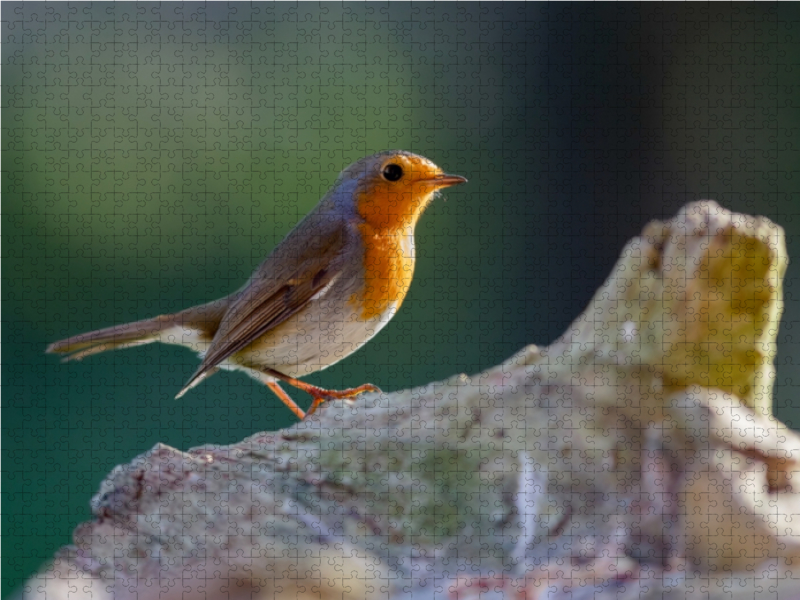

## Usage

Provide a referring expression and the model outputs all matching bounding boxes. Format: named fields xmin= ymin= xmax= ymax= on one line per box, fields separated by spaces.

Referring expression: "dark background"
xmin=4 ymin=3 xmax=800 ymax=594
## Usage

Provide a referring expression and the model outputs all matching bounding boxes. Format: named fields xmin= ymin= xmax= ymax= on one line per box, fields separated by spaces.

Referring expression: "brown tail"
xmin=46 ymin=314 xmax=184 ymax=361
xmin=46 ymin=300 xmax=230 ymax=362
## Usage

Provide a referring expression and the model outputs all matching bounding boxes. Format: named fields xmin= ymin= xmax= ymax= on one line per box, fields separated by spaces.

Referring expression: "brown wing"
xmin=178 ymin=214 xmax=350 ymax=393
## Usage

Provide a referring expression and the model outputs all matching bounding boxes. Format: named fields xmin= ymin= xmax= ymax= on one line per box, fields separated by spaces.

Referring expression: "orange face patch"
xmin=353 ymin=156 xmax=443 ymax=232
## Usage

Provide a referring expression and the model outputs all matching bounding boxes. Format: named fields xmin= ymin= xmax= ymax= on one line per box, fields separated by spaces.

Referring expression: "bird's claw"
xmin=304 ymin=383 xmax=382 ymax=417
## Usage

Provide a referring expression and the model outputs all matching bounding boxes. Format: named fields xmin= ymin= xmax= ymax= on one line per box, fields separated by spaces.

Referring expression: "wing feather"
xmin=179 ymin=214 xmax=351 ymax=392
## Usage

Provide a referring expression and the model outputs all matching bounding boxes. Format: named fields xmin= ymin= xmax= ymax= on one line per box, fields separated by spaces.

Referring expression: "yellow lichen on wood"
xmin=553 ymin=200 xmax=787 ymax=415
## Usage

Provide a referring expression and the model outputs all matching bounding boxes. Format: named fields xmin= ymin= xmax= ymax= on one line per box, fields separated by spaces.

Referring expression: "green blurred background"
xmin=4 ymin=2 xmax=800 ymax=593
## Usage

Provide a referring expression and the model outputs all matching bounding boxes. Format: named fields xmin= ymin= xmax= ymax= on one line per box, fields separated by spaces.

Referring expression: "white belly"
xmin=159 ymin=300 xmax=397 ymax=381
xmin=233 ymin=297 xmax=399 ymax=378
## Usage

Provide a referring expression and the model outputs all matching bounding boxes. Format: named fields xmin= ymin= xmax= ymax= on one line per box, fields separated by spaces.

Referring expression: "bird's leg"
xmin=258 ymin=366 xmax=381 ymax=417
xmin=265 ymin=381 xmax=306 ymax=420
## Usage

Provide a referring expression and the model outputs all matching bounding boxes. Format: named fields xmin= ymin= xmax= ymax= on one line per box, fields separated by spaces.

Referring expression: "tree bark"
xmin=24 ymin=201 xmax=800 ymax=599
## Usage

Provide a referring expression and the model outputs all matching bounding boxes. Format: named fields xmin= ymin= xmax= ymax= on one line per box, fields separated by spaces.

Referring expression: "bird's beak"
xmin=426 ymin=174 xmax=468 ymax=189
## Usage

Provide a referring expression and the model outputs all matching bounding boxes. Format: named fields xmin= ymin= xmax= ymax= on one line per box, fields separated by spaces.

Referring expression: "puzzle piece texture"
xmin=4 ymin=3 xmax=800 ymax=598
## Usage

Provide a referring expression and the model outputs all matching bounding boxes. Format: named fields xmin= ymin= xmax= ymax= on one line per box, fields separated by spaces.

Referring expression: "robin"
xmin=47 ymin=151 xmax=467 ymax=419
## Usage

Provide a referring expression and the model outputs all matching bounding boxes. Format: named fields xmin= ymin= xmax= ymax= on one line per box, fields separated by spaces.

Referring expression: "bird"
xmin=47 ymin=151 xmax=467 ymax=419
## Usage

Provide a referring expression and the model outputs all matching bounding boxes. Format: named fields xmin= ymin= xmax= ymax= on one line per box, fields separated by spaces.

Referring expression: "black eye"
xmin=382 ymin=163 xmax=403 ymax=182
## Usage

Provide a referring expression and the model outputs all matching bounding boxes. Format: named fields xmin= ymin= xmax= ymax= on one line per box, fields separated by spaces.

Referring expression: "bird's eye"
xmin=382 ymin=163 xmax=403 ymax=182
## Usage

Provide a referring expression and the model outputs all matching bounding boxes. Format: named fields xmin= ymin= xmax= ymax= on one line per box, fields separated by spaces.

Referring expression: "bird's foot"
xmin=258 ymin=366 xmax=381 ymax=419
xmin=305 ymin=383 xmax=382 ymax=416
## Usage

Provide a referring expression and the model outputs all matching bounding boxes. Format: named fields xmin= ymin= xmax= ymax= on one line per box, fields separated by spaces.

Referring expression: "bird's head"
xmin=339 ymin=150 xmax=466 ymax=231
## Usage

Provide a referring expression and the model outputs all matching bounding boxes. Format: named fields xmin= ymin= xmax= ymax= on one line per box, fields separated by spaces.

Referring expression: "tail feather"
xmin=46 ymin=314 xmax=181 ymax=361
xmin=47 ymin=298 xmax=232 ymax=362
xmin=48 ymin=298 xmax=232 ymax=398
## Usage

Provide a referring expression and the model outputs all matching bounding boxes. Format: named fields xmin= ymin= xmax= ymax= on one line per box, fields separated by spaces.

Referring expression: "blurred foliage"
xmin=4 ymin=2 xmax=800 ymax=594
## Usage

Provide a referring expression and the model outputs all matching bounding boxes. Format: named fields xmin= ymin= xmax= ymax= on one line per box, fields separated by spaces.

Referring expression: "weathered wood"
xmin=25 ymin=202 xmax=800 ymax=599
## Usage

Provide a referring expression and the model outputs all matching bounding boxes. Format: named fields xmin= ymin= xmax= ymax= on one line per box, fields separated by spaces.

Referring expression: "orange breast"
xmin=352 ymin=222 xmax=415 ymax=320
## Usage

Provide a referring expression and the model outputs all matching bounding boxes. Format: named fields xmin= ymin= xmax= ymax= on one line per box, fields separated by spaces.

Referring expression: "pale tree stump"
xmin=25 ymin=202 xmax=800 ymax=599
